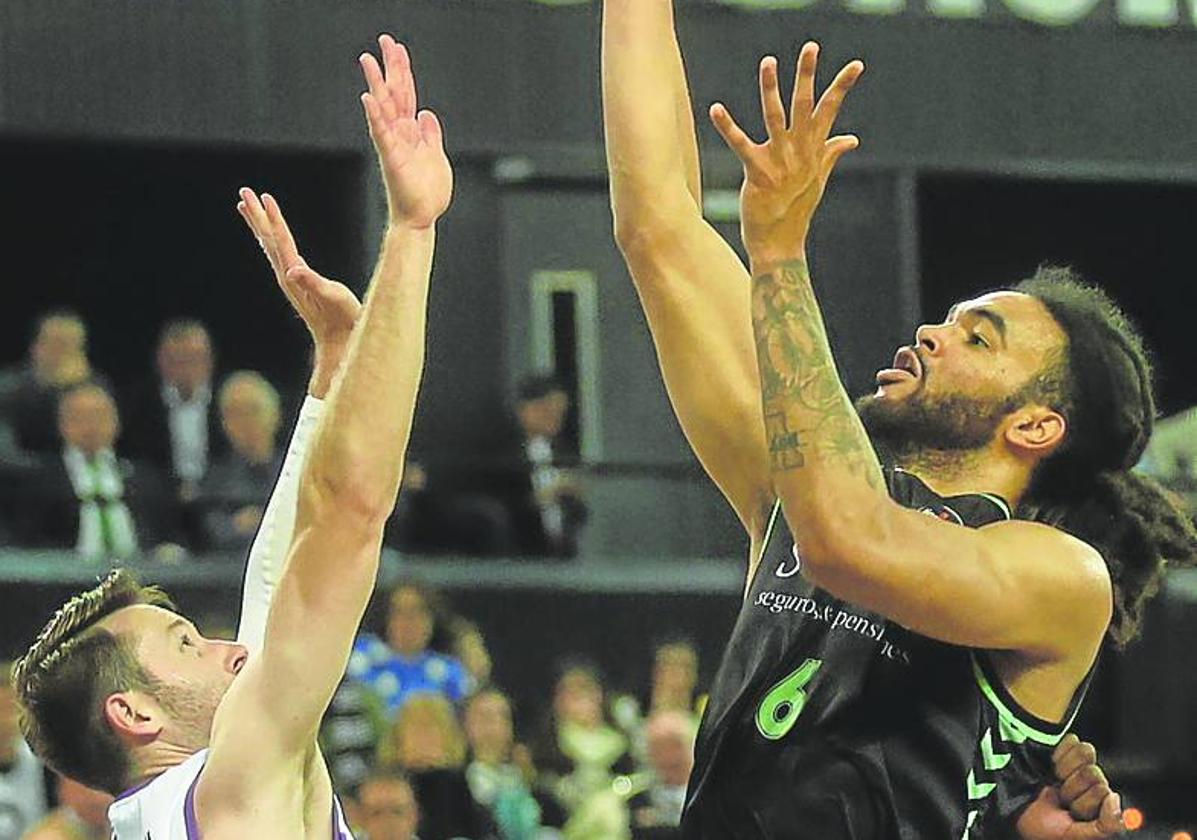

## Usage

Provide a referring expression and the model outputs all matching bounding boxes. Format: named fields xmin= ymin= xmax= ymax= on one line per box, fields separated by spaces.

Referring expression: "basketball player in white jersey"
xmin=11 ymin=33 xmax=451 ymax=839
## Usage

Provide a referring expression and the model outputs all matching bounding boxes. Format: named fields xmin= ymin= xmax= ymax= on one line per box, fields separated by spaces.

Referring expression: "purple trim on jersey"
xmin=332 ymin=795 xmax=354 ymax=840
xmin=184 ymin=766 xmax=203 ymax=840
xmin=113 ymin=777 xmax=154 ymax=803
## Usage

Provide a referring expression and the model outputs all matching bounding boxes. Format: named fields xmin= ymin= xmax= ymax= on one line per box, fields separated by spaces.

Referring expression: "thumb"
xmin=1063 ymin=793 xmax=1124 ymax=840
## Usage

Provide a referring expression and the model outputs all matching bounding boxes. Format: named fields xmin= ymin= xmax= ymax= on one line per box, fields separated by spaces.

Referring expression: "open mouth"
xmin=875 ymin=346 xmax=922 ymax=385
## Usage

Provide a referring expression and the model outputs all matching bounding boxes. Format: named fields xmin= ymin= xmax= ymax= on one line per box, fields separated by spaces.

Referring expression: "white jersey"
xmin=107 ymin=749 xmax=355 ymax=840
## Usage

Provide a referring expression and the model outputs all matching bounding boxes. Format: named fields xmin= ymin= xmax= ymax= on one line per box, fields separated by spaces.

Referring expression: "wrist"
xmin=309 ymin=344 xmax=346 ymax=399
xmin=748 ymin=248 xmax=808 ymax=277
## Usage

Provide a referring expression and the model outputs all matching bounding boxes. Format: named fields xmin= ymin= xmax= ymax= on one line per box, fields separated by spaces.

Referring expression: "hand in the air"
xmin=358 ymin=34 xmax=453 ymax=229
xmin=1017 ymin=734 xmax=1124 ymax=840
xmin=236 ymin=187 xmax=362 ymax=351
xmin=709 ymin=42 xmax=863 ymax=268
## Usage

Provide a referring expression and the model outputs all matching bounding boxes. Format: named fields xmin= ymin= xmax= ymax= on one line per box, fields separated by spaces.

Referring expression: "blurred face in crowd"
xmin=644 ymin=712 xmax=695 ymax=788
xmin=59 ymin=385 xmax=120 ymax=457
xmin=653 ymin=643 xmax=698 ymax=705
xmin=99 ymin=605 xmax=248 ymax=753
xmin=554 ymin=668 xmax=603 ymax=729
xmin=387 ymin=587 xmax=434 ymax=657
xmin=358 ymin=775 xmax=419 ymax=840
xmin=56 ymin=776 xmax=115 ymax=830
xmin=31 ymin=316 xmax=87 ymax=383
xmin=219 ymin=375 xmax=281 ymax=463
xmin=464 ymin=690 xmax=514 ymax=762
xmin=517 ymin=389 xmax=569 ymax=439
xmin=157 ymin=327 xmax=213 ymax=396
xmin=392 ymin=696 xmax=461 ymax=770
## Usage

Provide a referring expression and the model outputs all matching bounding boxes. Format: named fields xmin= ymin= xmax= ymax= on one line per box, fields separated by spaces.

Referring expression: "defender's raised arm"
xmin=196 ymin=34 xmax=451 ymax=836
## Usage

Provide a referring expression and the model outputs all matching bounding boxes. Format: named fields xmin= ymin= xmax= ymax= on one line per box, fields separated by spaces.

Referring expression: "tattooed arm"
xmin=711 ymin=45 xmax=1110 ymax=657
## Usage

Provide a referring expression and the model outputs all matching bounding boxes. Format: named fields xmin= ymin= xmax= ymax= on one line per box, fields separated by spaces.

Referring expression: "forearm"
xmin=750 ymin=257 xmax=885 ymax=554
xmin=302 ymin=225 xmax=433 ymax=520
xmin=602 ymin=0 xmax=700 ymax=230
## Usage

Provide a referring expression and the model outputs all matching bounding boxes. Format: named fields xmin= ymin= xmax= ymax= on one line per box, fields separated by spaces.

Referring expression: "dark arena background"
xmin=0 ymin=2 xmax=1195 ymax=839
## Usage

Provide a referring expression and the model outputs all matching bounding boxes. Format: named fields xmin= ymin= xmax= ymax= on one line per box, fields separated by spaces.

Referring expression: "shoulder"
xmin=980 ymin=519 xmax=1113 ymax=628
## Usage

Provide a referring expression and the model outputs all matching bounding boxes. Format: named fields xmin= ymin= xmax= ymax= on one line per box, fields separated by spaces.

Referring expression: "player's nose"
xmin=914 ymin=322 xmax=946 ymax=355
xmin=218 ymin=641 xmax=250 ymax=675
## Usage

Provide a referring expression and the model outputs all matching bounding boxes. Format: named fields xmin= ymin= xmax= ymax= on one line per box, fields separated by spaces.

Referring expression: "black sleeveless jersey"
xmin=681 ymin=468 xmax=1094 ymax=840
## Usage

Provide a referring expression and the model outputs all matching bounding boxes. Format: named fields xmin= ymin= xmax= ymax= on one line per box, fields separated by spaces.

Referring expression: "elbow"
xmin=611 ymin=195 xmax=696 ymax=256
xmin=297 ymin=469 xmax=395 ymax=532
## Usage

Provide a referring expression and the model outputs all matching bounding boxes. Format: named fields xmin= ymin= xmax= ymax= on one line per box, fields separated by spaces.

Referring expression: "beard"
xmin=152 ymin=676 xmax=229 ymax=751
xmin=855 ymin=384 xmax=1022 ymax=467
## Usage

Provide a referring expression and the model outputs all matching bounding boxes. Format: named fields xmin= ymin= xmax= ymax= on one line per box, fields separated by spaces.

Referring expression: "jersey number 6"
xmin=755 ymin=658 xmax=823 ymax=740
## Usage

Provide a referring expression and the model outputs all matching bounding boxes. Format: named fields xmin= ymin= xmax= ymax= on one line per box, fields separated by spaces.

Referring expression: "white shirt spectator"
xmin=0 ymin=739 xmax=48 ymax=840
xmin=162 ymin=383 xmax=212 ymax=484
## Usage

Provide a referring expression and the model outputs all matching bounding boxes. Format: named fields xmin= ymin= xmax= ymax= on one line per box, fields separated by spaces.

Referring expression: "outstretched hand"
xmin=236 ymin=188 xmax=362 ymax=352
xmin=709 ymin=42 xmax=863 ymax=269
xmin=359 ymin=34 xmax=453 ymax=229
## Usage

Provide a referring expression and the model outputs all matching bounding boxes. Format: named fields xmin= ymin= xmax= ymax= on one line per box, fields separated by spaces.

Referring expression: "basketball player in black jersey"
xmin=602 ymin=4 xmax=1197 ymax=838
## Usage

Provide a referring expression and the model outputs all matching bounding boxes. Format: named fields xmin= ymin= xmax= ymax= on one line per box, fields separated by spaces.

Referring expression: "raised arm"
xmin=712 ymin=45 xmax=1110 ymax=656
xmin=233 ymin=188 xmax=362 ymax=654
xmin=602 ymin=0 xmax=773 ymax=545
xmin=200 ymin=33 xmax=451 ymax=811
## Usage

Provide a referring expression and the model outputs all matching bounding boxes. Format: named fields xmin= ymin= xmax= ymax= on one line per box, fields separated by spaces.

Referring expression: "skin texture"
xmin=601 ymin=2 xmax=1123 ymax=834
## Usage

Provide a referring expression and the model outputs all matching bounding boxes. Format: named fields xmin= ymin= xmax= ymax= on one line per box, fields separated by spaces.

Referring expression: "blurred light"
xmin=1123 ymin=808 xmax=1144 ymax=831
xmin=492 ymin=156 xmax=536 ymax=184
xmin=1169 ymin=832 xmax=1192 ymax=840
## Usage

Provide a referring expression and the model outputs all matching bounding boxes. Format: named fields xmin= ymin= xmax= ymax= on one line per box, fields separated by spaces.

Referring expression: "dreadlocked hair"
xmin=11 ymin=569 xmax=173 ymax=795
xmin=1012 ymin=266 xmax=1197 ymax=647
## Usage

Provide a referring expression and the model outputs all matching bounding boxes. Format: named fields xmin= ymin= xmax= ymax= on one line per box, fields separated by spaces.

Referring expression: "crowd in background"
xmin=0 ymin=310 xmax=589 ymax=561
xmin=0 ymin=576 xmax=704 ymax=840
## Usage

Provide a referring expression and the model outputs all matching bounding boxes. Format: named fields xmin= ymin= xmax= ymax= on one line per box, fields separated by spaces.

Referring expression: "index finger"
xmin=237 ymin=187 xmax=270 ymax=239
xmin=380 ymin=34 xmax=416 ymax=119
xmin=261 ymin=194 xmax=302 ymax=270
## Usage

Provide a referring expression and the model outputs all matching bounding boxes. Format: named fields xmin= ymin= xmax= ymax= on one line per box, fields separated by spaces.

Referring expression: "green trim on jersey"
xmin=971 ymin=654 xmax=1077 ymax=746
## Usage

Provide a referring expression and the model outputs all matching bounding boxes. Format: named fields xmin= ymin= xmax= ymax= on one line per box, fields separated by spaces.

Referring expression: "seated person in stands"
xmin=628 ymin=711 xmax=696 ymax=839
xmin=194 ymin=370 xmax=284 ymax=552
xmin=350 ymin=769 xmax=420 ymax=840
xmin=0 ymin=310 xmax=110 ymax=459
xmin=22 ymin=776 xmax=112 ymax=840
xmin=0 ymin=661 xmax=49 ymax=839
xmin=14 ymin=383 xmax=177 ymax=558
xmin=463 ymin=687 xmax=566 ymax=835
xmin=348 ymin=581 xmax=473 ymax=716
xmin=531 ymin=660 xmax=633 ymax=818
xmin=377 ymin=693 xmax=489 ymax=840
xmin=120 ymin=319 xmax=224 ymax=506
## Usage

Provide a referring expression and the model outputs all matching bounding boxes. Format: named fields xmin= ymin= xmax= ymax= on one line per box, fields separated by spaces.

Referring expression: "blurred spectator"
xmin=13 ymin=383 xmax=177 ymax=558
xmin=352 ymin=769 xmax=420 ymax=840
xmin=121 ymin=319 xmax=224 ymax=505
xmin=0 ymin=662 xmax=47 ymax=840
xmin=377 ymin=693 xmax=487 ymax=840
xmin=466 ymin=374 xmax=588 ymax=558
xmin=321 ymin=675 xmax=389 ymax=795
xmin=612 ymin=640 xmax=702 ymax=768
xmin=21 ymin=777 xmax=111 ymax=840
xmin=0 ymin=311 xmax=108 ymax=459
xmin=348 ymin=583 xmax=473 ymax=717
xmin=531 ymin=662 xmax=632 ymax=820
xmin=626 ymin=711 xmax=696 ymax=839
xmin=194 ymin=371 xmax=283 ymax=551
xmin=1137 ymin=405 xmax=1197 ymax=517
xmin=450 ymin=619 xmax=494 ymax=689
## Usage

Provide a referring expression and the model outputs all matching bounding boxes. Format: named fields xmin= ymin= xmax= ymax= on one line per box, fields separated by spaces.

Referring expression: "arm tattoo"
xmin=751 ymin=259 xmax=882 ymax=489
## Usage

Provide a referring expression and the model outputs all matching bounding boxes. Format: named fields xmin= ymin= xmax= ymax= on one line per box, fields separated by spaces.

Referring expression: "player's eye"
xmin=181 ymin=634 xmax=194 ymax=649
xmin=968 ymin=333 xmax=990 ymax=349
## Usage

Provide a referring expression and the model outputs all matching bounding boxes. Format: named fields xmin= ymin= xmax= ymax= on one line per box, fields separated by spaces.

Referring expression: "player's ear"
xmin=1004 ymin=405 xmax=1066 ymax=458
xmin=104 ymin=692 xmax=164 ymax=741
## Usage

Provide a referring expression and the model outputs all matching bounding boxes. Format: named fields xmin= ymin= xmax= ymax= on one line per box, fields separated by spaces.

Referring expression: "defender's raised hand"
xmin=237 ymin=188 xmax=362 ymax=397
xmin=359 ymin=34 xmax=453 ymax=229
xmin=709 ymin=43 xmax=863 ymax=270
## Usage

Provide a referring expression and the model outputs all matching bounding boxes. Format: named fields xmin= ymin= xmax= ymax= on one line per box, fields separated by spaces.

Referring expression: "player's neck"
xmin=128 ymin=740 xmax=204 ymax=787
xmin=898 ymin=447 xmax=1029 ymax=508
